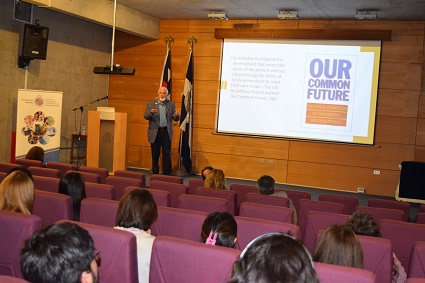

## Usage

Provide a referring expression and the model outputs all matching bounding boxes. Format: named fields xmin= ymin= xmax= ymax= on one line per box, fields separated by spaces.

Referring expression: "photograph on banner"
xmin=16 ymin=89 xmax=63 ymax=163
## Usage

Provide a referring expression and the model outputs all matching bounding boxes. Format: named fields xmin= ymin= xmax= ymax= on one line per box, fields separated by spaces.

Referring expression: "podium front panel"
xmin=99 ymin=120 xmax=114 ymax=172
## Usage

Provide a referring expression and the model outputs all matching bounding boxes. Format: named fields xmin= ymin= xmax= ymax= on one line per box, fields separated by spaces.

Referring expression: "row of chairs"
xmin=2 ymin=160 xmax=418 ymax=221
xmin=2 ymin=207 xmax=425 ymax=283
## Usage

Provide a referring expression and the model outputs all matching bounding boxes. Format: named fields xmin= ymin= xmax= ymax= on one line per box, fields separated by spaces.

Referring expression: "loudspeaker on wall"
xmin=21 ymin=24 xmax=49 ymax=60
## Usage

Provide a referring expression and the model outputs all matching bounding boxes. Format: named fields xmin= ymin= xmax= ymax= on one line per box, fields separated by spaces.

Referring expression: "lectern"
xmin=86 ymin=108 xmax=128 ymax=173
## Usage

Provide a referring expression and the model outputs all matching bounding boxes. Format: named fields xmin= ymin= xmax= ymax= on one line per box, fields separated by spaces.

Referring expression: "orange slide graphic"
xmin=305 ymin=103 xmax=348 ymax=126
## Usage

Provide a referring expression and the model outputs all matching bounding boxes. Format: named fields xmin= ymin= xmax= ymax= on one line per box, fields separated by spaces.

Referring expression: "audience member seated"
xmin=204 ymin=169 xmax=227 ymax=190
xmin=313 ymin=224 xmax=363 ymax=269
xmin=200 ymin=212 xmax=237 ymax=248
xmin=6 ymin=167 xmax=33 ymax=181
xmin=59 ymin=172 xmax=87 ymax=221
xmin=346 ymin=211 xmax=407 ymax=283
xmin=257 ymin=175 xmax=297 ymax=223
xmin=21 ymin=222 xmax=99 ymax=283
xmin=25 ymin=146 xmax=45 ymax=163
xmin=201 ymin=166 xmax=213 ymax=180
xmin=0 ymin=171 xmax=34 ymax=214
xmin=115 ymin=189 xmax=158 ymax=283
xmin=229 ymin=233 xmax=319 ymax=283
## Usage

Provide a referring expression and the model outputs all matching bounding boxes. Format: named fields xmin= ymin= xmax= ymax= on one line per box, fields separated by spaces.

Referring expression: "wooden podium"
xmin=86 ymin=109 xmax=128 ymax=173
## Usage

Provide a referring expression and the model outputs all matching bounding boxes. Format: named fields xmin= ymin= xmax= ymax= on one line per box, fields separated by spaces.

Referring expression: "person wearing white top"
xmin=114 ymin=188 xmax=158 ymax=283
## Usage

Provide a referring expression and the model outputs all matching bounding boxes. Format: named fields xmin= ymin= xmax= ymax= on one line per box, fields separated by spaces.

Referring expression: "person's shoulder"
xmin=272 ymin=190 xmax=288 ymax=198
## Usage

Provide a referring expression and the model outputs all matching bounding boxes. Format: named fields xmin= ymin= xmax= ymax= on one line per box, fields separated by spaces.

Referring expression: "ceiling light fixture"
xmin=208 ymin=11 xmax=228 ymax=20
xmin=355 ymin=10 xmax=377 ymax=20
xmin=277 ymin=10 xmax=299 ymax=20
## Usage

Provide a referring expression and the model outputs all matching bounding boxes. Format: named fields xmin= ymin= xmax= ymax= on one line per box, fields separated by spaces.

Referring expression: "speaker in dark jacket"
xmin=21 ymin=24 xmax=49 ymax=60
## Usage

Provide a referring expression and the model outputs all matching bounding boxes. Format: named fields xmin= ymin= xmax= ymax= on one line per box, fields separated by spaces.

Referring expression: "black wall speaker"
xmin=21 ymin=24 xmax=49 ymax=60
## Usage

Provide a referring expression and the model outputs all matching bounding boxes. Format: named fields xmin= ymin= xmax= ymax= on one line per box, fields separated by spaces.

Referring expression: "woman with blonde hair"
xmin=204 ymin=169 xmax=227 ymax=190
xmin=0 ymin=170 xmax=35 ymax=214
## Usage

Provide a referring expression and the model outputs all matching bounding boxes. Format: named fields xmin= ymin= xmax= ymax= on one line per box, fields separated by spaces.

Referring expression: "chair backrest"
xmin=0 ymin=172 xmax=6 ymax=183
xmin=282 ymin=189 xmax=311 ymax=214
xmin=408 ymin=241 xmax=425 ymax=278
xmin=195 ymin=187 xmax=237 ymax=215
xmin=15 ymin=159 xmax=43 ymax=169
xmin=0 ymin=210 xmax=42 ymax=278
xmin=245 ymin=192 xmax=290 ymax=207
xmin=149 ymin=180 xmax=188 ymax=207
xmin=114 ymin=170 xmax=146 ymax=184
xmin=315 ymin=262 xmax=376 ymax=283
xmin=33 ymin=190 xmax=73 ymax=226
xmin=79 ymin=198 xmax=119 ymax=227
xmin=368 ymin=198 xmax=410 ymax=222
xmin=67 ymin=170 xmax=101 ymax=184
xmin=420 ymin=205 xmax=425 ymax=213
xmin=124 ymin=187 xmax=171 ymax=207
xmin=188 ymin=178 xmax=205 ymax=194
xmin=58 ymin=220 xmax=138 ymax=283
xmin=417 ymin=213 xmax=425 ymax=224
xmin=380 ymin=219 xmax=425 ymax=271
xmin=239 ymin=202 xmax=294 ymax=224
xmin=45 ymin=162 xmax=75 ymax=178
xmin=358 ymin=235 xmax=393 ymax=283
xmin=318 ymin=194 xmax=359 ymax=214
xmin=234 ymin=216 xmax=301 ymax=250
xmin=33 ymin=175 xmax=60 ymax=193
xmin=79 ymin=166 xmax=109 ymax=183
xmin=0 ymin=162 xmax=22 ymax=173
xmin=151 ymin=206 xmax=208 ymax=241
xmin=303 ymin=211 xmax=350 ymax=253
xmin=150 ymin=235 xmax=240 ymax=283
xmin=298 ymin=199 xmax=345 ymax=239
xmin=177 ymin=194 xmax=228 ymax=214
xmin=355 ymin=206 xmax=405 ymax=222
xmin=105 ymin=176 xmax=144 ymax=200
xmin=229 ymin=183 xmax=258 ymax=211
xmin=150 ymin=174 xmax=183 ymax=184
xmin=85 ymin=182 xmax=115 ymax=200
xmin=0 ymin=276 xmax=29 ymax=282
xmin=406 ymin=279 xmax=425 ymax=283
xmin=28 ymin=166 xmax=60 ymax=178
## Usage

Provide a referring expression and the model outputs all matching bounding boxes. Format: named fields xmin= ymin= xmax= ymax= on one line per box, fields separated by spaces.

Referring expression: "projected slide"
xmin=216 ymin=39 xmax=381 ymax=145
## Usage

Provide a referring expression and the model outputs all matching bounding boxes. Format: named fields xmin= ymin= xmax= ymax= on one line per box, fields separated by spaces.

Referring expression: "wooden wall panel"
xmin=374 ymin=116 xmax=417 ymax=144
xmin=193 ymin=152 xmax=288 ymax=183
xmin=376 ymin=89 xmax=419 ymax=117
xmin=287 ymin=161 xmax=400 ymax=197
xmin=193 ymin=128 xmax=289 ymax=159
xmin=288 ymin=141 xmax=414 ymax=170
xmin=109 ymin=19 xmax=425 ymax=197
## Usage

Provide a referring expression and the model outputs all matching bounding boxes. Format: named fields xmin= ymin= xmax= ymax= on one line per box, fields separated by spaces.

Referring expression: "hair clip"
xmin=206 ymin=230 xmax=218 ymax=245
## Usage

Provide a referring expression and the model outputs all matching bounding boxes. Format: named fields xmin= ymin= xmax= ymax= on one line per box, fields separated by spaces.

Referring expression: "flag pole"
xmin=174 ymin=37 xmax=197 ymax=177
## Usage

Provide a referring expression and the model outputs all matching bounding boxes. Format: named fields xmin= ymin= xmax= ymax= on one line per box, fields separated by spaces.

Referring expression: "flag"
xmin=179 ymin=49 xmax=193 ymax=173
xmin=160 ymin=46 xmax=171 ymax=100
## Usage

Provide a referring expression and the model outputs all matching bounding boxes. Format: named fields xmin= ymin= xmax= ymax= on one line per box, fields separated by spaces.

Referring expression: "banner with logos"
xmin=16 ymin=89 xmax=63 ymax=163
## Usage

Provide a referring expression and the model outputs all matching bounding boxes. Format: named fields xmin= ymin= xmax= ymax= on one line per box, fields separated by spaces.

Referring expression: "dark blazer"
xmin=144 ymin=99 xmax=180 ymax=143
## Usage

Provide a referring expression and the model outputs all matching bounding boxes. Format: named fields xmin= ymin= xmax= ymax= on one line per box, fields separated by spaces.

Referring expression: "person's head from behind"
xmin=25 ymin=146 xmax=45 ymax=162
xmin=59 ymin=172 xmax=86 ymax=221
xmin=21 ymin=222 xmax=99 ymax=283
xmin=313 ymin=224 xmax=363 ymax=269
xmin=230 ymin=233 xmax=319 ymax=283
xmin=201 ymin=166 xmax=214 ymax=180
xmin=201 ymin=212 xmax=237 ymax=248
xmin=204 ymin=169 xmax=227 ymax=190
xmin=7 ymin=166 xmax=33 ymax=181
xmin=346 ymin=211 xmax=381 ymax=237
xmin=257 ymin=175 xmax=275 ymax=195
xmin=115 ymin=188 xmax=158 ymax=232
xmin=0 ymin=171 xmax=34 ymax=214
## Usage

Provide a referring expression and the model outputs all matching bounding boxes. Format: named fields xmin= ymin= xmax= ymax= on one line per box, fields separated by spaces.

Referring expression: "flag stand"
xmin=173 ymin=37 xmax=197 ymax=177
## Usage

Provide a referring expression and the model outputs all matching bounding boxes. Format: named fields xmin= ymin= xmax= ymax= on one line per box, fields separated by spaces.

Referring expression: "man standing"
xmin=144 ymin=87 xmax=179 ymax=175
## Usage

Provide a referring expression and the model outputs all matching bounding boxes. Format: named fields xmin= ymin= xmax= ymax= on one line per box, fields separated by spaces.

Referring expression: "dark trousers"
xmin=151 ymin=128 xmax=172 ymax=175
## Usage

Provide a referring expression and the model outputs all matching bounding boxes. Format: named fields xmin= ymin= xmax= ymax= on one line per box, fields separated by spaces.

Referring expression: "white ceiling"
xmin=117 ymin=0 xmax=425 ymax=21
